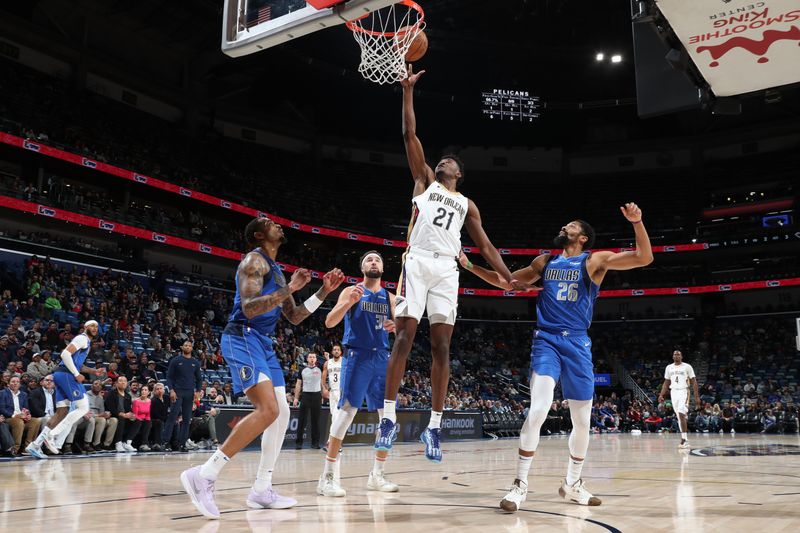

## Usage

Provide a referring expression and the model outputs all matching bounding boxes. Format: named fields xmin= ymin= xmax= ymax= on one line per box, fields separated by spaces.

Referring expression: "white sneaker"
xmin=316 ymin=472 xmax=346 ymax=497
xmin=43 ymin=435 xmax=60 ymax=455
xmin=559 ymin=479 xmax=601 ymax=506
xmin=123 ymin=442 xmax=137 ymax=453
xmin=678 ymin=441 xmax=690 ymax=449
xmin=500 ymin=479 xmax=528 ymax=512
xmin=367 ymin=471 xmax=399 ymax=492
xmin=730 ymin=429 xmax=735 ymax=434
xmin=115 ymin=442 xmax=126 ymax=453
xmin=186 ymin=440 xmax=200 ymax=450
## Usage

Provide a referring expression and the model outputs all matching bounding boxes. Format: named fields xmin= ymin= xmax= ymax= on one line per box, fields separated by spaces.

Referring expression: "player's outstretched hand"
xmin=510 ymin=279 xmax=542 ymax=292
xmin=400 ymin=63 xmax=425 ymax=89
xmin=348 ymin=284 xmax=365 ymax=305
xmin=458 ymin=250 xmax=470 ymax=269
xmin=620 ymin=202 xmax=642 ymax=223
xmin=383 ymin=319 xmax=396 ymax=334
xmin=322 ymin=268 xmax=345 ymax=293
xmin=289 ymin=268 xmax=312 ymax=292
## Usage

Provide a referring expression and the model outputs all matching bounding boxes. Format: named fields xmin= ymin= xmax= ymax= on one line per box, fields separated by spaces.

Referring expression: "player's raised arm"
xmin=588 ymin=203 xmax=654 ymax=277
xmin=325 ymin=285 xmax=364 ymax=328
xmin=282 ymin=268 xmax=345 ymax=325
xmin=401 ymin=64 xmax=435 ymax=196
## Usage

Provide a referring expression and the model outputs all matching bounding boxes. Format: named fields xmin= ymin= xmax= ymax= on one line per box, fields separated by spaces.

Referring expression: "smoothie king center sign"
xmin=655 ymin=0 xmax=800 ymax=96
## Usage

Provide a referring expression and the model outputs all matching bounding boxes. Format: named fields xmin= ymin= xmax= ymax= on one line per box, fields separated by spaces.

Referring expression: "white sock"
xmin=33 ymin=426 xmax=51 ymax=446
xmin=253 ymin=471 xmax=272 ymax=492
xmin=254 ymin=386 xmax=289 ymax=491
xmin=428 ymin=410 xmax=443 ymax=430
xmin=199 ymin=449 xmax=230 ymax=480
xmin=566 ymin=458 xmax=584 ymax=485
xmin=516 ymin=454 xmax=533 ymax=483
xmin=373 ymin=455 xmax=387 ymax=474
xmin=126 ymin=440 xmax=132 ymax=446
xmin=681 ymin=432 xmax=688 ymax=440
xmin=383 ymin=400 xmax=396 ymax=423
xmin=323 ymin=455 xmax=337 ymax=476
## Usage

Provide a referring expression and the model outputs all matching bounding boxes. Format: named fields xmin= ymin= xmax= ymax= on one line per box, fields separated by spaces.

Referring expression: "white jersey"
xmin=327 ymin=358 xmax=342 ymax=393
xmin=408 ymin=181 xmax=468 ymax=257
xmin=665 ymin=363 xmax=695 ymax=390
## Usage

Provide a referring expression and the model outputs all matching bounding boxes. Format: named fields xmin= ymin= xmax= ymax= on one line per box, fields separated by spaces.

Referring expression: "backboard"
xmin=222 ymin=0 xmax=398 ymax=57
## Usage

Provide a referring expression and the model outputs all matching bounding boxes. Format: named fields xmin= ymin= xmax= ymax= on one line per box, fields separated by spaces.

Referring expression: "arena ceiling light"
xmin=611 ymin=54 xmax=623 ymax=63
xmin=596 ymin=53 xmax=605 ymax=61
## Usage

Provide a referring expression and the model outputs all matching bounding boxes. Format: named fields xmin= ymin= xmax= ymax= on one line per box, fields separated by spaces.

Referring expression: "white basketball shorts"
xmin=395 ymin=247 xmax=459 ymax=325
xmin=671 ymin=388 xmax=688 ymax=415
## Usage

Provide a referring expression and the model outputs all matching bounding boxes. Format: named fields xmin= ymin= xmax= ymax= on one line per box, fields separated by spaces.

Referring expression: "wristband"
xmin=465 ymin=260 xmax=473 ymax=270
xmin=631 ymin=219 xmax=642 ymax=224
xmin=303 ymin=293 xmax=324 ymax=313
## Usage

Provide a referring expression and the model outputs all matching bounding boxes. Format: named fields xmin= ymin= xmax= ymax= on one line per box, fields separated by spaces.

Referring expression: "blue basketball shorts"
xmin=530 ymin=328 xmax=594 ymax=401
xmin=53 ymin=371 xmax=86 ymax=404
xmin=221 ymin=324 xmax=285 ymax=394
xmin=339 ymin=347 xmax=389 ymax=411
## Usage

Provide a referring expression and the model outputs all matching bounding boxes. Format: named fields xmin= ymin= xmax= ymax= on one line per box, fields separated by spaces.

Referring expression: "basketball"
xmin=402 ymin=27 xmax=428 ymax=62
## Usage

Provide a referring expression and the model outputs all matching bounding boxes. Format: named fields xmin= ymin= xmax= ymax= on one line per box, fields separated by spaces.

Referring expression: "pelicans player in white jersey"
xmin=658 ymin=350 xmax=701 ymax=449
xmin=322 ymin=343 xmax=343 ymax=451
xmin=376 ymin=65 xmax=522 ymax=463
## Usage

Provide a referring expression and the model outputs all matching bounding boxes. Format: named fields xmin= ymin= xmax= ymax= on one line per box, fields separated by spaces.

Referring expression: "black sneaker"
xmin=84 ymin=443 xmax=95 ymax=453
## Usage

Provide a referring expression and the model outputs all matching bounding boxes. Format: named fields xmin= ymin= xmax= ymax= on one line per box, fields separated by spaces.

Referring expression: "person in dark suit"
xmin=164 ymin=340 xmax=202 ymax=452
xmin=0 ymin=375 xmax=41 ymax=453
xmin=105 ymin=375 xmax=138 ymax=452
xmin=28 ymin=374 xmax=57 ymax=429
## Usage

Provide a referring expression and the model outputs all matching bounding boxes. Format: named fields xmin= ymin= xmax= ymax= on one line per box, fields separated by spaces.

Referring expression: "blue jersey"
xmin=228 ymin=249 xmax=284 ymax=336
xmin=58 ymin=333 xmax=91 ymax=371
xmin=536 ymin=252 xmax=599 ymax=332
xmin=343 ymin=286 xmax=390 ymax=351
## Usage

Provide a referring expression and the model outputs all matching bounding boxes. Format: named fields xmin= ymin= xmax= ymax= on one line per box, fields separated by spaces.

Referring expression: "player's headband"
xmin=84 ymin=320 xmax=99 ymax=328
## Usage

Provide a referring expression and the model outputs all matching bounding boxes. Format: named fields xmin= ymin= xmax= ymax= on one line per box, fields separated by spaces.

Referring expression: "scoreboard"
xmin=481 ymin=89 xmax=541 ymax=122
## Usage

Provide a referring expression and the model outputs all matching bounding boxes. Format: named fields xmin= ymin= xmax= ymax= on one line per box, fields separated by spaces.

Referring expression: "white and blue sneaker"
xmin=420 ymin=427 xmax=442 ymax=463
xmin=25 ymin=442 xmax=48 ymax=460
xmin=374 ymin=418 xmax=398 ymax=452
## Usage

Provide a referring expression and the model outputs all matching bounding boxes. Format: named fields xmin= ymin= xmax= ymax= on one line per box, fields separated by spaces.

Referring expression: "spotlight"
xmin=611 ymin=55 xmax=623 ymax=63
xmin=596 ymin=53 xmax=605 ymax=61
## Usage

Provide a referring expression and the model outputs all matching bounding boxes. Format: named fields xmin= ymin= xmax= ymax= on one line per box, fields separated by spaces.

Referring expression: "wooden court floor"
xmin=2 ymin=433 xmax=800 ymax=532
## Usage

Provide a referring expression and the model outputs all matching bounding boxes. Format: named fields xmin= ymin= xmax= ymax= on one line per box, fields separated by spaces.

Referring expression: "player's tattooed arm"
xmin=324 ymin=285 xmax=364 ymax=328
xmin=282 ymin=268 xmax=345 ymax=325
xmin=239 ymin=253 xmax=308 ymax=319
xmin=401 ymin=64 xmax=435 ymax=196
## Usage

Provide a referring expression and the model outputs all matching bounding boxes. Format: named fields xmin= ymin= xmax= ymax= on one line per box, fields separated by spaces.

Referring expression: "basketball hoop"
xmin=346 ymin=1 xmax=425 ymax=85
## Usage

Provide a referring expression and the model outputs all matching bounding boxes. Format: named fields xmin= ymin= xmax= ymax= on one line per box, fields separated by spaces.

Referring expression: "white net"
xmin=346 ymin=1 xmax=425 ymax=85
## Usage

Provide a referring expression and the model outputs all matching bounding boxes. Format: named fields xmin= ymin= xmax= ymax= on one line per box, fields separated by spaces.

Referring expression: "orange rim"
xmin=345 ymin=0 xmax=424 ymax=37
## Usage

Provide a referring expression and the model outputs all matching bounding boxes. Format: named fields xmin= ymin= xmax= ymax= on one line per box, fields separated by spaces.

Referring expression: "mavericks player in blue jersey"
xmin=462 ymin=203 xmax=653 ymax=511
xmin=27 ymin=320 xmax=102 ymax=459
xmin=181 ymin=217 xmax=344 ymax=519
xmin=316 ymin=251 xmax=398 ymax=497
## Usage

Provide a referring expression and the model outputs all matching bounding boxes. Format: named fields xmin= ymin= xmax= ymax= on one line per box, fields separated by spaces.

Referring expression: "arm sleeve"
xmin=60 ymin=351 xmax=81 ymax=376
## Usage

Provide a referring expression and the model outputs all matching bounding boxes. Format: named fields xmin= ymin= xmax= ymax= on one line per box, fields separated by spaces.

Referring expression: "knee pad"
xmin=329 ymin=402 xmax=358 ymax=440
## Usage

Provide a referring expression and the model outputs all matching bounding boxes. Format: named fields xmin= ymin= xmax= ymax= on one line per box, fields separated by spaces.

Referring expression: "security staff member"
xmin=164 ymin=340 xmax=202 ymax=451
xmin=293 ymin=352 xmax=322 ymax=449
